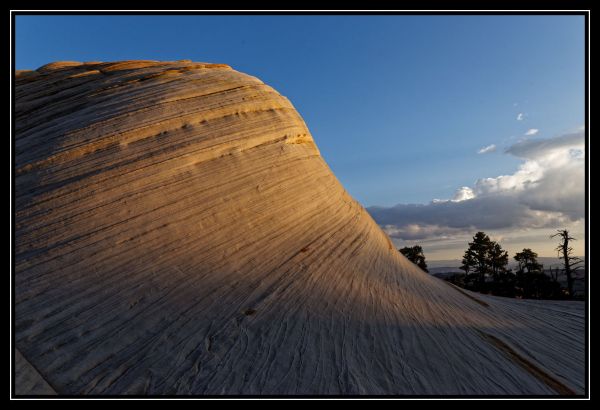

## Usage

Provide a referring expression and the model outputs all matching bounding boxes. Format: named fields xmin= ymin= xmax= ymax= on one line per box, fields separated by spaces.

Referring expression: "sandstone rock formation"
xmin=14 ymin=60 xmax=585 ymax=395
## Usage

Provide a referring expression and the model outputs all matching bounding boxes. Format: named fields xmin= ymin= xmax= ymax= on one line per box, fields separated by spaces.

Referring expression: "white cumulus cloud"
xmin=477 ymin=144 xmax=497 ymax=154
xmin=517 ymin=113 xmax=524 ymax=121
xmin=525 ymin=128 xmax=539 ymax=136
xmin=452 ymin=187 xmax=476 ymax=202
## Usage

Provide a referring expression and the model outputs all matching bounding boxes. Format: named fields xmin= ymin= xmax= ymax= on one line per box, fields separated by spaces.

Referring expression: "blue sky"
xmin=15 ymin=15 xmax=586 ymax=258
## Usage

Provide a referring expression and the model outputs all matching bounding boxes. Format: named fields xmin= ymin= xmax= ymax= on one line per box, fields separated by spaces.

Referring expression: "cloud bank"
xmin=368 ymin=131 xmax=585 ymax=243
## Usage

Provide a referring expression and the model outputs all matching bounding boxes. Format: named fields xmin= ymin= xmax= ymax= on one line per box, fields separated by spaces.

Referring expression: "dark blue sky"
xmin=15 ymin=14 xmax=585 ymax=211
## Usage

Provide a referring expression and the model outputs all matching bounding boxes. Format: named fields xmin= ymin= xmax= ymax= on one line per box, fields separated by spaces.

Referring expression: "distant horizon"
xmin=396 ymin=226 xmax=586 ymax=261
xmin=427 ymin=255 xmax=585 ymax=265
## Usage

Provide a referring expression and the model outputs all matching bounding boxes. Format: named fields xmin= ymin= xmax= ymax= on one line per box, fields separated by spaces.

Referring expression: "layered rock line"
xmin=14 ymin=61 xmax=584 ymax=395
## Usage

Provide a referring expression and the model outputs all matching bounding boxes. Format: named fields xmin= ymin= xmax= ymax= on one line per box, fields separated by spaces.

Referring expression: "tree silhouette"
xmin=513 ymin=248 xmax=557 ymax=299
xmin=514 ymin=248 xmax=543 ymax=274
xmin=551 ymin=229 xmax=583 ymax=298
xmin=460 ymin=232 xmax=491 ymax=287
xmin=459 ymin=232 xmax=509 ymax=292
xmin=399 ymin=245 xmax=428 ymax=273
xmin=489 ymin=242 xmax=509 ymax=280
xmin=448 ymin=233 xmax=570 ymax=299
xmin=488 ymin=242 xmax=512 ymax=296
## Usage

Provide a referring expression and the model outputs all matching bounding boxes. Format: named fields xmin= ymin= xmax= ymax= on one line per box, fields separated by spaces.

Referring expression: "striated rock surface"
xmin=14 ymin=60 xmax=584 ymax=395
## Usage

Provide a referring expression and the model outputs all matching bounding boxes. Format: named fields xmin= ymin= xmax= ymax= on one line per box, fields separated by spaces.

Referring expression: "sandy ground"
xmin=14 ymin=61 xmax=585 ymax=395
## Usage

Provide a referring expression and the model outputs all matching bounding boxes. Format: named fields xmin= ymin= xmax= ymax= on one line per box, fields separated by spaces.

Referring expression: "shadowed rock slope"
xmin=14 ymin=60 xmax=585 ymax=395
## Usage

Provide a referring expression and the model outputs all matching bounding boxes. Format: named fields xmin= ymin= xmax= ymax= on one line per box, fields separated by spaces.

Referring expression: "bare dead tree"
xmin=551 ymin=229 xmax=583 ymax=298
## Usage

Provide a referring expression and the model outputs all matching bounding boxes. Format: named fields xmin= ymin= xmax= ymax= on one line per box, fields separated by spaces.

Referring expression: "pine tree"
xmin=460 ymin=232 xmax=493 ymax=287
xmin=459 ymin=232 xmax=509 ymax=290
xmin=514 ymin=248 xmax=543 ymax=274
xmin=399 ymin=245 xmax=429 ymax=273
xmin=489 ymin=242 xmax=509 ymax=280
xmin=514 ymin=248 xmax=547 ymax=298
